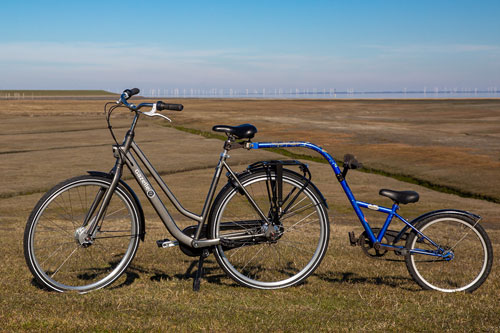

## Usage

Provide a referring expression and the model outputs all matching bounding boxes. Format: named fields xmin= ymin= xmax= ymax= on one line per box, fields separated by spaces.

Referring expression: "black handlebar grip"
xmin=124 ymin=88 xmax=140 ymax=98
xmin=157 ymin=101 xmax=184 ymax=111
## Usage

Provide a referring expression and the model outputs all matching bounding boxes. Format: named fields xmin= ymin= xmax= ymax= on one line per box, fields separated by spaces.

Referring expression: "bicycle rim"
xmin=211 ymin=171 xmax=329 ymax=289
xmin=407 ymin=216 xmax=490 ymax=292
xmin=25 ymin=177 xmax=140 ymax=292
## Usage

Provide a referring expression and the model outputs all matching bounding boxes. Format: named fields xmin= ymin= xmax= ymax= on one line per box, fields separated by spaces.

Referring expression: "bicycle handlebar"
xmin=117 ymin=88 xmax=184 ymax=121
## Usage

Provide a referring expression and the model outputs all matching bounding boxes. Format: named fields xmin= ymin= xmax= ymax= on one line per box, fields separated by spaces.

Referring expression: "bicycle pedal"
xmin=156 ymin=239 xmax=179 ymax=248
xmin=348 ymin=231 xmax=359 ymax=246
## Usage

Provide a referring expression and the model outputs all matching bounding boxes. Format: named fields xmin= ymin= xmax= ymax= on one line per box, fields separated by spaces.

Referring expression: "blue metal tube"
xmin=393 ymin=213 xmax=441 ymax=249
xmin=341 ymin=184 xmax=375 ymax=242
xmin=410 ymin=248 xmax=450 ymax=259
xmin=356 ymin=201 xmax=392 ymax=214
xmin=377 ymin=203 xmax=399 ymax=242
xmin=251 ymin=141 xmax=343 ymax=175
xmin=356 ymin=201 xmax=395 ymax=242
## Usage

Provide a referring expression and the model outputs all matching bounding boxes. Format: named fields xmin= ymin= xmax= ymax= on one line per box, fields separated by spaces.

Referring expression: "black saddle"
xmin=379 ymin=189 xmax=419 ymax=205
xmin=212 ymin=124 xmax=257 ymax=139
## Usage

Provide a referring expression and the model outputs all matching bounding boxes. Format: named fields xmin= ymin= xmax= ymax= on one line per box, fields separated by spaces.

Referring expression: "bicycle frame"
xmin=251 ymin=141 xmax=449 ymax=259
xmin=85 ymin=112 xmax=272 ymax=250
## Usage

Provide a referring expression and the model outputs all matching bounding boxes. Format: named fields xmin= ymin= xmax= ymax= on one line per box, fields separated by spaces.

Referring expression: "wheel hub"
xmin=262 ymin=223 xmax=281 ymax=241
xmin=74 ymin=226 xmax=93 ymax=247
xmin=441 ymin=247 xmax=455 ymax=261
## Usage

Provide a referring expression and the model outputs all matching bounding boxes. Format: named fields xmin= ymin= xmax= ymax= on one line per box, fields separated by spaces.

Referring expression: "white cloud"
xmin=0 ymin=41 xmax=354 ymax=89
xmin=363 ymin=43 xmax=500 ymax=55
xmin=0 ymin=41 xmax=498 ymax=90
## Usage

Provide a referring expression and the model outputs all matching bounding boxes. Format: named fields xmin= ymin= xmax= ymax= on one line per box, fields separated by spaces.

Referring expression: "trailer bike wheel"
xmin=405 ymin=213 xmax=493 ymax=293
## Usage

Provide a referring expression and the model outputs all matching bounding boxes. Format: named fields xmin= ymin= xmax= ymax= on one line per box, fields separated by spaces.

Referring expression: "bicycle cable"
xmin=104 ymin=102 xmax=122 ymax=147
xmin=104 ymin=101 xmax=139 ymax=168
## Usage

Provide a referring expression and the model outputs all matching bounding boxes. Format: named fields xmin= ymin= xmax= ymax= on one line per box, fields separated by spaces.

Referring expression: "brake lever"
xmin=142 ymin=104 xmax=172 ymax=122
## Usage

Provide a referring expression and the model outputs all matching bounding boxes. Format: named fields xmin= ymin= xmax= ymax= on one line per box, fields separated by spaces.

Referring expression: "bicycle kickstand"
xmin=193 ymin=249 xmax=210 ymax=292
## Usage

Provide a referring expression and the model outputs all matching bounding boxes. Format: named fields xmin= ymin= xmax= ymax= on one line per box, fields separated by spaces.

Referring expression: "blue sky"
xmin=1 ymin=0 xmax=499 ymax=91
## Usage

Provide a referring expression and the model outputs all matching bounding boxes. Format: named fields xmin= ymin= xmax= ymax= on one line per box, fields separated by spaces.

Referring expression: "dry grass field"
xmin=1 ymin=98 xmax=499 ymax=331
xmin=165 ymin=98 xmax=500 ymax=203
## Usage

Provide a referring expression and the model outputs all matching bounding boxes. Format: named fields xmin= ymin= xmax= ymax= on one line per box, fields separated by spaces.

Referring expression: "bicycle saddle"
xmin=379 ymin=189 xmax=419 ymax=204
xmin=212 ymin=124 xmax=257 ymax=139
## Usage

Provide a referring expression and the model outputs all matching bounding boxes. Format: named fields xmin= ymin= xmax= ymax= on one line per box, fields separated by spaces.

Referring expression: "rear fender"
xmin=87 ymin=171 xmax=146 ymax=241
xmin=410 ymin=209 xmax=481 ymax=225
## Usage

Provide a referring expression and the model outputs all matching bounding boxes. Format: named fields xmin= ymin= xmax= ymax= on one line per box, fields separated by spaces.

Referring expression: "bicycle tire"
xmin=24 ymin=175 xmax=141 ymax=293
xmin=405 ymin=213 xmax=493 ymax=293
xmin=209 ymin=168 xmax=330 ymax=289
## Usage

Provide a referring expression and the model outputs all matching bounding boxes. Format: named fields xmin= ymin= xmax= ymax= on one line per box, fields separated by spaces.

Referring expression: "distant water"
xmin=143 ymin=89 xmax=500 ymax=99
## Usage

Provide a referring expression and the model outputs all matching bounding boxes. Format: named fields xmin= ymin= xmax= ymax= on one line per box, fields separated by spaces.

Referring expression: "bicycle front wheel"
xmin=405 ymin=213 xmax=493 ymax=293
xmin=209 ymin=169 xmax=329 ymax=289
xmin=24 ymin=175 xmax=141 ymax=293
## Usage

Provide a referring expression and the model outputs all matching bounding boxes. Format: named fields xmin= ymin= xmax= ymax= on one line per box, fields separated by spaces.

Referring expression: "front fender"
xmin=87 ymin=171 xmax=146 ymax=241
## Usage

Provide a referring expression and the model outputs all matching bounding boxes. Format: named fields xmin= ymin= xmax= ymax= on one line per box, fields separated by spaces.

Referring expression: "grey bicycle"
xmin=24 ymin=88 xmax=330 ymax=293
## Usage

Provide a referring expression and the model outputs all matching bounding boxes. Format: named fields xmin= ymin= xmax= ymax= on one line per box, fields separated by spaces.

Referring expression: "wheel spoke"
xmin=240 ymin=246 xmax=265 ymax=272
xmin=104 ymin=207 xmax=127 ymax=218
xmin=50 ymin=245 xmax=80 ymax=278
xmin=282 ymin=211 xmax=318 ymax=234
xmin=38 ymin=217 xmax=74 ymax=237
xmin=281 ymin=201 xmax=319 ymax=220
xmin=449 ymin=219 xmax=480 ymax=251
xmin=40 ymin=241 xmax=76 ymax=266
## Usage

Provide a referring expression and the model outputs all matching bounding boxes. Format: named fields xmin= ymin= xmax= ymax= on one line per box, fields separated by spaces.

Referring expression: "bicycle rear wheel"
xmin=209 ymin=169 xmax=329 ymax=289
xmin=405 ymin=213 xmax=493 ymax=293
xmin=24 ymin=175 xmax=141 ymax=293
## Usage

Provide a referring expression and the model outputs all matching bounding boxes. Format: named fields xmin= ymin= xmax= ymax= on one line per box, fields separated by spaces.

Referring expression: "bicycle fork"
xmin=76 ymin=160 xmax=126 ymax=246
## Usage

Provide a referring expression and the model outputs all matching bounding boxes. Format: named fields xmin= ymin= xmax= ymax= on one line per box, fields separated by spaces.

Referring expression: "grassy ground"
xmin=1 ymin=99 xmax=499 ymax=331
xmin=161 ymin=98 xmax=500 ymax=203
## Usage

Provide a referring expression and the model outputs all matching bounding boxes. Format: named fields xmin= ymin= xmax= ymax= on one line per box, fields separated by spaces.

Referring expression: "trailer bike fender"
xmin=410 ymin=209 xmax=481 ymax=225
xmin=87 ymin=171 xmax=146 ymax=241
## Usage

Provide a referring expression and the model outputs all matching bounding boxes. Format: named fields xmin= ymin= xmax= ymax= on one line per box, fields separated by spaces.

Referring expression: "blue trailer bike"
xmin=252 ymin=142 xmax=493 ymax=293
xmin=24 ymin=89 xmax=492 ymax=293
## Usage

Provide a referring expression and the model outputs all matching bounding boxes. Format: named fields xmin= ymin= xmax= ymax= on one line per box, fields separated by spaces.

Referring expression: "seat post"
xmin=223 ymin=135 xmax=236 ymax=151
